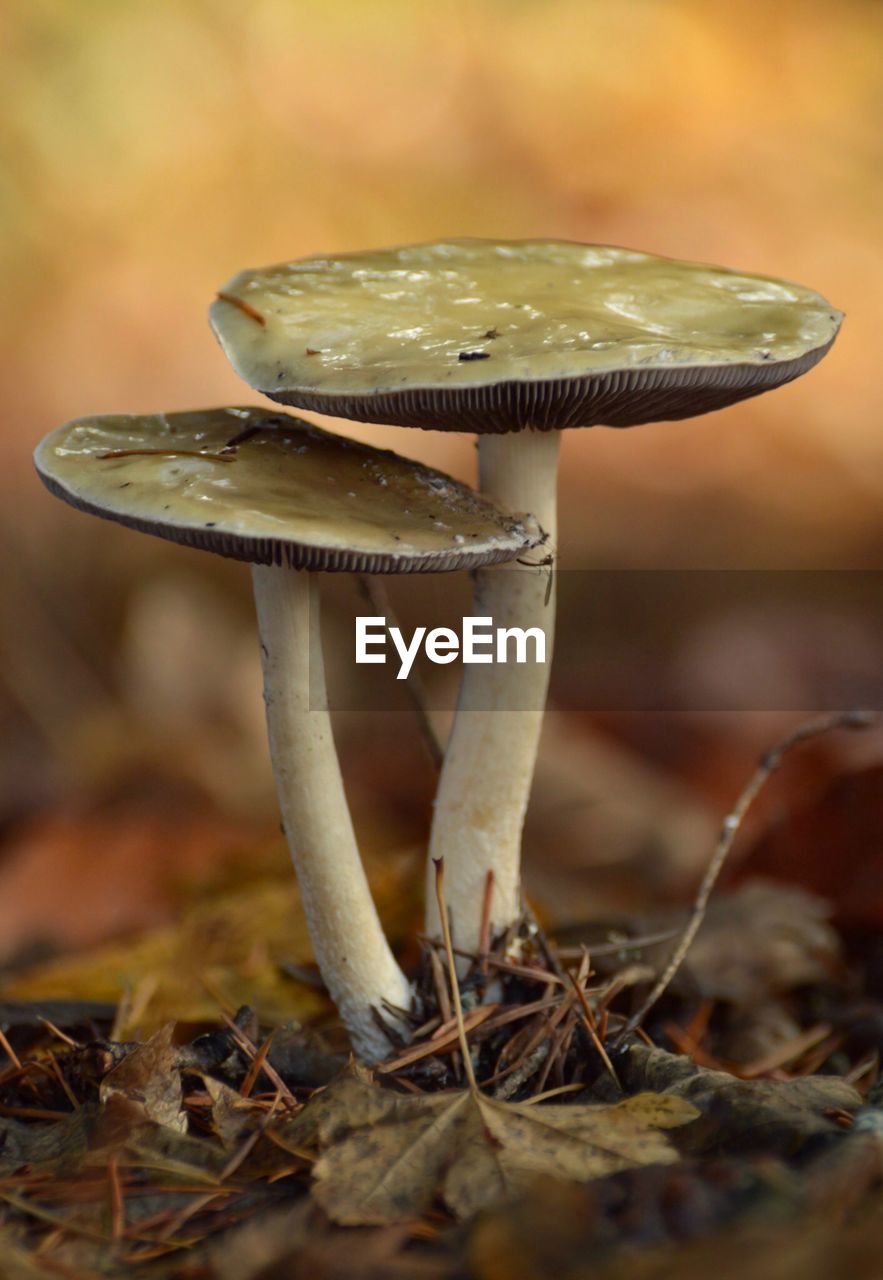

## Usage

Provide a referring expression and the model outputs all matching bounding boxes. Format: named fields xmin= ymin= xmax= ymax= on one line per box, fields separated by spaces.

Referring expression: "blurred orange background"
xmin=1 ymin=0 xmax=881 ymax=985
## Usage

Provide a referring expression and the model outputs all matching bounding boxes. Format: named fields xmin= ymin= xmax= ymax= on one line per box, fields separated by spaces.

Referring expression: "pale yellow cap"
xmin=34 ymin=408 xmax=538 ymax=571
xmin=209 ymin=239 xmax=842 ymax=434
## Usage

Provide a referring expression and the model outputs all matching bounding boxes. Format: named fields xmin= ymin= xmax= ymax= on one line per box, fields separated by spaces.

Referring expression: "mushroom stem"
xmin=425 ymin=428 xmax=560 ymax=955
xmin=251 ymin=564 xmax=412 ymax=1061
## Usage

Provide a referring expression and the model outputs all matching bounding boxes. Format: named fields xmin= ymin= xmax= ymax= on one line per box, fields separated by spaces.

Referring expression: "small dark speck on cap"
xmin=205 ymin=522 xmax=216 ymax=527
xmin=459 ymin=350 xmax=491 ymax=362
xmin=119 ymin=482 xmax=131 ymax=488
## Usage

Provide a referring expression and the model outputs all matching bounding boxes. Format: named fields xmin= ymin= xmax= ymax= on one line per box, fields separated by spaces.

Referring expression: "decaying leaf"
xmin=0 ymin=1108 xmax=91 ymax=1176
xmin=202 ymin=1074 xmax=260 ymax=1149
xmin=675 ymin=880 xmax=841 ymax=1005
xmin=284 ymin=1074 xmax=698 ymax=1223
xmin=613 ymin=1044 xmax=862 ymax=1155
xmin=468 ymin=1154 xmax=883 ymax=1280
xmin=99 ymin=1022 xmax=185 ymax=1132
xmin=208 ymin=1201 xmax=430 ymax=1280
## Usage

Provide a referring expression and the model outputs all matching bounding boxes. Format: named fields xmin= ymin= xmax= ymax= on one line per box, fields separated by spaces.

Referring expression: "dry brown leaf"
xmin=468 ymin=1161 xmax=883 ymax=1280
xmin=613 ymin=1044 xmax=862 ymax=1155
xmin=675 ymin=881 xmax=841 ymax=1006
xmin=288 ymin=1075 xmax=697 ymax=1224
xmin=99 ymin=1022 xmax=185 ymax=1132
xmin=202 ymin=1074 xmax=260 ymax=1149
xmin=0 ymin=1109 xmax=90 ymax=1176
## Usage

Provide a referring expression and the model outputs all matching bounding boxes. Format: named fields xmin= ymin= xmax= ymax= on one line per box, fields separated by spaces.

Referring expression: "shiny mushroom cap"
xmin=209 ymin=238 xmax=842 ymax=434
xmin=34 ymin=407 xmax=538 ymax=572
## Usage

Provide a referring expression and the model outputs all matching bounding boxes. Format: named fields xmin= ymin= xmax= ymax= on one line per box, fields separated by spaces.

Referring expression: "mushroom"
xmin=33 ymin=406 xmax=536 ymax=1059
xmin=209 ymin=239 xmax=843 ymax=954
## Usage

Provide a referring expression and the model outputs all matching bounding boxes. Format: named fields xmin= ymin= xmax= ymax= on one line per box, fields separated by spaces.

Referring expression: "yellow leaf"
xmin=2 ymin=848 xmax=418 ymax=1037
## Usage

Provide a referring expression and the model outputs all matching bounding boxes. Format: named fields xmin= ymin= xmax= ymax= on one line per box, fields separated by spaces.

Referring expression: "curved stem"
xmin=425 ymin=430 xmax=560 ymax=955
xmin=252 ymin=564 xmax=412 ymax=1061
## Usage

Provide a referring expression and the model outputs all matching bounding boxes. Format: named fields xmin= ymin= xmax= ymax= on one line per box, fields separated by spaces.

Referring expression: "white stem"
xmin=426 ymin=430 xmax=560 ymax=955
xmin=252 ymin=564 xmax=412 ymax=1062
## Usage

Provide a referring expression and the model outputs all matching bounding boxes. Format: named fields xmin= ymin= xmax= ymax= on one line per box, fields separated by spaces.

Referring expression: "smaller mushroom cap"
xmin=34 ymin=408 xmax=537 ymax=572
xmin=209 ymin=239 xmax=842 ymax=433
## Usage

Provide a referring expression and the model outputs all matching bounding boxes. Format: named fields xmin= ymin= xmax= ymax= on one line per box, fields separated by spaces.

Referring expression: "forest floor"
xmin=1 ymin=716 xmax=882 ymax=1278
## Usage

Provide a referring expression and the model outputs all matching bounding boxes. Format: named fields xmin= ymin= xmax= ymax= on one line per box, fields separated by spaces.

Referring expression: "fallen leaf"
xmin=285 ymin=1074 xmax=697 ymax=1223
xmin=469 ymin=1152 xmax=883 ymax=1280
xmin=2 ymin=849 xmax=417 ymax=1035
xmin=0 ymin=1108 xmax=91 ymax=1176
xmin=569 ymin=881 xmax=840 ymax=1007
xmin=612 ymin=1044 xmax=861 ymax=1155
xmin=674 ymin=880 xmax=841 ymax=1005
xmin=208 ymin=1201 xmax=436 ymax=1280
xmin=202 ymin=1074 xmax=259 ymax=1149
xmin=99 ymin=1022 xmax=185 ymax=1132
xmin=2 ymin=878 xmax=313 ymax=1033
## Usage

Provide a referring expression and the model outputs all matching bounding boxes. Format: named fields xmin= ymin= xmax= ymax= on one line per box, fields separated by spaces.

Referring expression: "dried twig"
xmin=433 ymin=858 xmax=478 ymax=1091
xmin=240 ymin=1030 xmax=276 ymax=1098
xmin=218 ymin=1013 xmax=297 ymax=1107
xmin=107 ymin=1154 xmax=124 ymax=1241
xmin=614 ymin=710 xmax=877 ymax=1047
xmin=376 ymin=1004 xmax=498 ymax=1074
xmin=556 ymin=927 xmax=681 ymax=961
xmin=428 ymin=944 xmax=457 ymax=1073
xmin=567 ymin=970 xmax=620 ymax=1088
xmin=0 ymin=1027 xmax=22 ymax=1071
xmin=478 ymin=871 xmax=495 ymax=974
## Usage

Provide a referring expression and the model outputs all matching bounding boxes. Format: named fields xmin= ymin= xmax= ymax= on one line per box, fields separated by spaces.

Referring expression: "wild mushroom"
xmin=209 ymin=239 xmax=843 ymax=954
xmin=33 ymin=406 xmax=536 ymax=1059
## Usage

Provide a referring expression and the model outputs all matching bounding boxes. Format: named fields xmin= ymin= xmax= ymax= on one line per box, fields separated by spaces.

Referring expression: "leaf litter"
xmin=0 ymin=713 xmax=880 ymax=1275
xmin=286 ymin=1068 xmax=697 ymax=1223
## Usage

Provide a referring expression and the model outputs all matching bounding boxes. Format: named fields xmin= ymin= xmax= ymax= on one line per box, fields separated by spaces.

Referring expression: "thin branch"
xmin=478 ymin=871 xmax=495 ymax=975
xmin=567 ymin=970 xmax=620 ymax=1088
xmin=613 ymin=709 xmax=877 ymax=1048
xmin=433 ymin=858 xmax=478 ymax=1091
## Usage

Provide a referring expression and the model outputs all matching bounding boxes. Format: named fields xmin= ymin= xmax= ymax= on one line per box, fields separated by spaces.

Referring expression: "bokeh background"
xmin=1 ymin=0 xmax=881 ymax=1015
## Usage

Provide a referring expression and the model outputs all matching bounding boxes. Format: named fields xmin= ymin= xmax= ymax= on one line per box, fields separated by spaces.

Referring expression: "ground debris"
xmin=0 ymin=841 xmax=880 ymax=1277
xmin=207 ymin=1201 xmax=447 ymax=1280
xmin=669 ymin=880 xmax=841 ymax=1005
xmin=466 ymin=1131 xmax=883 ymax=1280
xmin=99 ymin=1022 xmax=185 ymax=1132
xmin=610 ymin=1043 xmax=862 ymax=1154
xmin=0 ymin=1106 xmax=91 ymax=1174
xmin=285 ymin=1070 xmax=696 ymax=1224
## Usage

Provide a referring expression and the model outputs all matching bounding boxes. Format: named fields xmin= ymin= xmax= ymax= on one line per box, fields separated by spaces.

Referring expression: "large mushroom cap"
xmin=34 ymin=407 xmax=537 ymax=571
xmin=210 ymin=239 xmax=842 ymax=433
